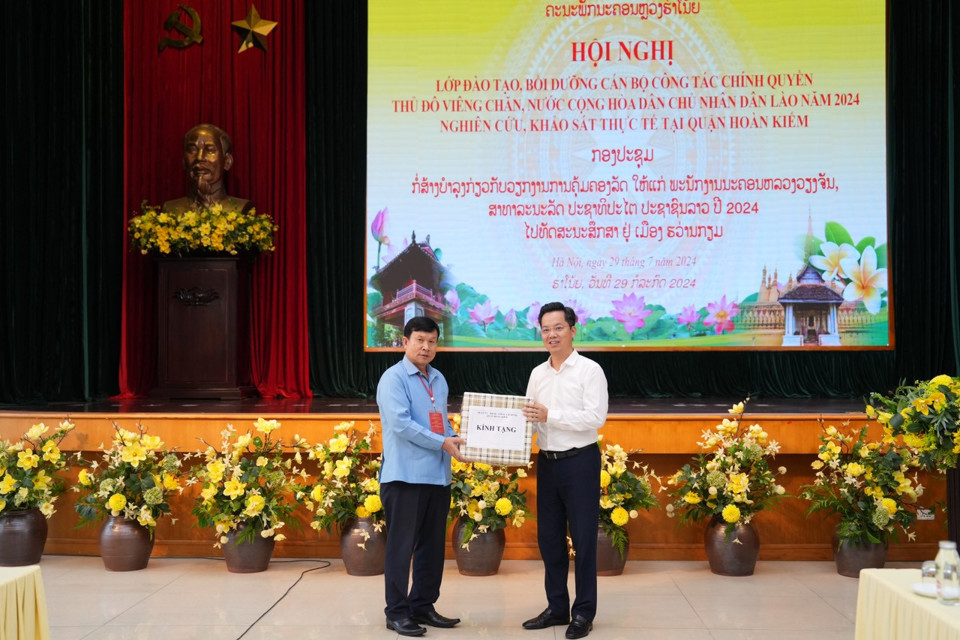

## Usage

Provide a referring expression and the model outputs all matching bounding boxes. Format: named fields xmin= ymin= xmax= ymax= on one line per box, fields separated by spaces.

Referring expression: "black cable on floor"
xmin=235 ymin=559 xmax=333 ymax=640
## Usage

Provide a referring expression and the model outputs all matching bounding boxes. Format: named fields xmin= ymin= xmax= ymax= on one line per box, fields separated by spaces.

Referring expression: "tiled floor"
xmin=38 ymin=555 xmax=902 ymax=640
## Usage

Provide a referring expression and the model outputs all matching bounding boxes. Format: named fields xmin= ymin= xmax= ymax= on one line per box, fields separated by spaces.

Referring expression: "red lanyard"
xmin=417 ymin=373 xmax=437 ymax=409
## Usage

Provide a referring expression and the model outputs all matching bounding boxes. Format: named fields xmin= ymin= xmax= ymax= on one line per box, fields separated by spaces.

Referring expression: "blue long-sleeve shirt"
xmin=376 ymin=356 xmax=454 ymax=486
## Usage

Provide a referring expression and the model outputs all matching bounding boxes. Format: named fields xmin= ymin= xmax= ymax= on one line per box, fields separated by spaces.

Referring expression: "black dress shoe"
xmin=385 ymin=617 xmax=426 ymax=637
xmin=412 ymin=610 xmax=461 ymax=628
xmin=522 ymin=608 xmax=570 ymax=629
xmin=565 ymin=615 xmax=593 ymax=639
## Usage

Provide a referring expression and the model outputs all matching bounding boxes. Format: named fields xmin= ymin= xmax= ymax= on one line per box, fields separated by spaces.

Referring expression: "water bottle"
xmin=936 ymin=540 xmax=960 ymax=606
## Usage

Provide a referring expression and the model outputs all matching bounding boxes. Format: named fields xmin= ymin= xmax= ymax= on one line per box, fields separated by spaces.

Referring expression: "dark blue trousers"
xmin=536 ymin=446 xmax=601 ymax=621
xmin=381 ymin=481 xmax=451 ymax=621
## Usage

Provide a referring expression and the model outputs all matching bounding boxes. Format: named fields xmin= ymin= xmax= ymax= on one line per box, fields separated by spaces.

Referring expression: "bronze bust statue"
xmin=162 ymin=124 xmax=251 ymax=214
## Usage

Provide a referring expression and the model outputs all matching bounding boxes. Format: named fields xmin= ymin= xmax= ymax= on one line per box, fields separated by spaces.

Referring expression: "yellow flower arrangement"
xmin=74 ymin=423 xmax=182 ymax=534
xmin=598 ymin=440 xmax=658 ymax=559
xmin=800 ymin=420 xmax=922 ymax=544
xmin=300 ymin=421 xmax=384 ymax=540
xmin=0 ymin=421 xmax=75 ymax=517
xmin=448 ymin=412 xmax=530 ymax=548
xmin=128 ymin=201 xmax=277 ymax=256
xmin=867 ymin=374 xmax=960 ymax=472
xmin=187 ymin=418 xmax=307 ymax=546
xmin=666 ymin=399 xmax=787 ymax=536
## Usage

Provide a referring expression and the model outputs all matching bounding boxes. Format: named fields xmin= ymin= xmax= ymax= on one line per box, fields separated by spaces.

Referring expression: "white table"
xmin=856 ymin=568 xmax=960 ymax=640
xmin=0 ymin=565 xmax=50 ymax=640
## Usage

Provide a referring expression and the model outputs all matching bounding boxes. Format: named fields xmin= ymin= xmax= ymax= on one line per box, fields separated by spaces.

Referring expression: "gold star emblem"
xmin=231 ymin=4 xmax=277 ymax=53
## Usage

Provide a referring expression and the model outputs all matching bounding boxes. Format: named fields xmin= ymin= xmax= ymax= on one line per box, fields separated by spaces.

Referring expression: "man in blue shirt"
xmin=377 ymin=316 xmax=466 ymax=637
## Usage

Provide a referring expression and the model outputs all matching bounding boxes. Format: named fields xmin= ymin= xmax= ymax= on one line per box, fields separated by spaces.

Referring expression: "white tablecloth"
xmin=0 ymin=565 xmax=50 ymax=640
xmin=856 ymin=568 xmax=960 ymax=640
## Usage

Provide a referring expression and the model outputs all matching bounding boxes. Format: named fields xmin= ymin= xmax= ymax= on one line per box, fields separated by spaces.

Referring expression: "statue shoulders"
xmin=161 ymin=196 xmax=253 ymax=215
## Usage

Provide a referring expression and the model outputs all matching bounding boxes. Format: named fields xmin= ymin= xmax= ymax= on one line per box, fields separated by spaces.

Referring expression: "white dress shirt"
xmin=525 ymin=350 xmax=609 ymax=451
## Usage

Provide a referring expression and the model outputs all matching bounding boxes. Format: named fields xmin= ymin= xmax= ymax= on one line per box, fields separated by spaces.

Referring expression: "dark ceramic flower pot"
xmin=0 ymin=509 xmax=48 ymax=566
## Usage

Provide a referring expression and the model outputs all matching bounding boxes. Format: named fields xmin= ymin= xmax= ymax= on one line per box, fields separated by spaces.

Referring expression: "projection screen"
xmin=366 ymin=0 xmax=890 ymax=351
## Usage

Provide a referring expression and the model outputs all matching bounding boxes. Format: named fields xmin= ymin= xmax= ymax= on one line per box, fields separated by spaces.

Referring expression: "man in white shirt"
xmin=520 ymin=302 xmax=609 ymax=640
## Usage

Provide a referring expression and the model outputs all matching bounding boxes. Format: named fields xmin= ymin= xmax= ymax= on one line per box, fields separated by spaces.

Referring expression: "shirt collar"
xmin=547 ymin=349 xmax=580 ymax=371
xmin=402 ymin=356 xmax=435 ymax=381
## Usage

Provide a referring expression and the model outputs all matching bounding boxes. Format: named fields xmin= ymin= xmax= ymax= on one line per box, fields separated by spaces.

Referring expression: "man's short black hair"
xmin=404 ymin=316 xmax=440 ymax=338
xmin=538 ymin=301 xmax=577 ymax=327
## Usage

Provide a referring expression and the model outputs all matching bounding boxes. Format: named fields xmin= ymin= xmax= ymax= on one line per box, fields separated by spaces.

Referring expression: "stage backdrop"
xmin=119 ymin=0 xmax=310 ymax=398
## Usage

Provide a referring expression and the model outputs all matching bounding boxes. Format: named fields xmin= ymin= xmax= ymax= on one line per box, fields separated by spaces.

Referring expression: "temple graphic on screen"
xmin=368 ymin=230 xmax=450 ymax=346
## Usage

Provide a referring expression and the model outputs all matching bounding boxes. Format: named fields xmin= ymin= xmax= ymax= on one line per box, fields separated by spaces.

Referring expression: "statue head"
xmin=182 ymin=124 xmax=234 ymax=201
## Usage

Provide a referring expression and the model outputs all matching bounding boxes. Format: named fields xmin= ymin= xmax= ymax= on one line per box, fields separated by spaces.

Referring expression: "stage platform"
xmin=0 ymin=395 xmax=868 ymax=453
xmin=0 ymin=396 xmax=945 ymax=563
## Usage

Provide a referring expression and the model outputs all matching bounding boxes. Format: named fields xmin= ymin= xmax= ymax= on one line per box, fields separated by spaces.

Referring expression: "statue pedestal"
xmin=153 ymin=257 xmax=255 ymax=399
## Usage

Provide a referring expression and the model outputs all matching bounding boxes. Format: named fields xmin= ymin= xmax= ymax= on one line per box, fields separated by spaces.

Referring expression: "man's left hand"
xmin=523 ymin=401 xmax=548 ymax=423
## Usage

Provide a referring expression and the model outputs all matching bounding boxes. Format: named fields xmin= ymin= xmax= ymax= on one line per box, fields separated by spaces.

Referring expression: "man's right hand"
xmin=442 ymin=436 xmax=468 ymax=462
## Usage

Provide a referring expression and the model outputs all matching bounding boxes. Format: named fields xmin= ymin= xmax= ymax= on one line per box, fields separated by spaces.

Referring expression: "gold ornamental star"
xmin=231 ymin=4 xmax=277 ymax=53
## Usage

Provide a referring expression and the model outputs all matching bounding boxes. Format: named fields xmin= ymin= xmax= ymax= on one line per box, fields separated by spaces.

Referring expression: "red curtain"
xmin=118 ymin=0 xmax=310 ymax=398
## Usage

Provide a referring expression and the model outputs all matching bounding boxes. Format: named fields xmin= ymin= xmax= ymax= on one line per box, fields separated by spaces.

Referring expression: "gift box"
xmin=459 ymin=392 xmax=533 ymax=466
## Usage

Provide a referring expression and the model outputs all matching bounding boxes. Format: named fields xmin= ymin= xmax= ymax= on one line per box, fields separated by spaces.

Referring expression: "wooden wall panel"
xmin=2 ymin=410 xmax=945 ymax=562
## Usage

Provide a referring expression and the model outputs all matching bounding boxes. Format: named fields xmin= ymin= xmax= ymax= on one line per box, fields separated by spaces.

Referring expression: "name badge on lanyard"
xmin=418 ymin=374 xmax=446 ymax=435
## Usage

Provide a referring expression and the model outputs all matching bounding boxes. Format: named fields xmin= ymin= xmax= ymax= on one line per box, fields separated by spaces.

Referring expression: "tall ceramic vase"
xmin=451 ymin=518 xmax=505 ymax=576
xmin=222 ymin=523 xmax=276 ymax=573
xmin=0 ymin=509 xmax=48 ymax=566
xmin=99 ymin=516 xmax=155 ymax=571
xmin=703 ymin=517 xmax=760 ymax=576
xmin=340 ymin=517 xmax=386 ymax=576
xmin=597 ymin=526 xmax=628 ymax=576
xmin=833 ymin=536 xmax=887 ymax=578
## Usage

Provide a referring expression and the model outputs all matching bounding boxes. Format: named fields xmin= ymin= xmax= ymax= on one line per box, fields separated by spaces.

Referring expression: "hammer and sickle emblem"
xmin=158 ymin=5 xmax=203 ymax=52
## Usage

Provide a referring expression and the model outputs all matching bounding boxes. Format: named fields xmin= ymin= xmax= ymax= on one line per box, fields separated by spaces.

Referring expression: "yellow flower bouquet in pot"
xmin=800 ymin=421 xmax=923 ymax=576
xmin=449 ymin=457 xmax=530 ymax=576
xmin=597 ymin=441 xmax=658 ymax=570
xmin=73 ymin=423 xmax=183 ymax=571
xmin=187 ymin=418 xmax=307 ymax=573
xmin=0 ymin=420 xmax=75 ymax=565
xmin=665 ymin=400 xmax=787 ymax=576
xmin=867 ymin=374 xmax=960 ymax=473
xmin=300 ymin=420 xmax=385 ymax=576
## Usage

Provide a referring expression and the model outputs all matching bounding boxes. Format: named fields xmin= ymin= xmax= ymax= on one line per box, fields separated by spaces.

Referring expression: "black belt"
xmin=539 ymin=444 xmax=593 ymax=460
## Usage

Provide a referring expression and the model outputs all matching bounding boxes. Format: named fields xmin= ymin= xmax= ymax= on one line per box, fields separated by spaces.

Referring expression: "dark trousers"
xmin=381 ymin=481 xmax=451 ymax=620
xmin=536 ymin=446 xmax=601 ymax=621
